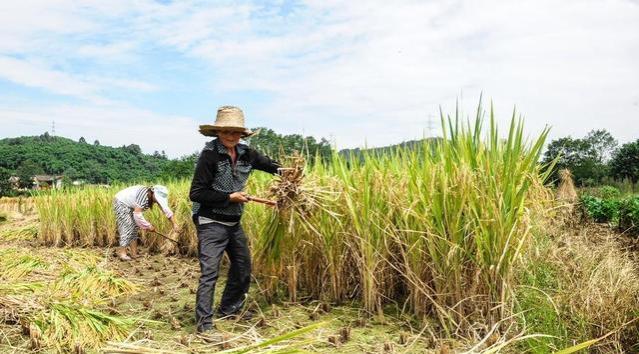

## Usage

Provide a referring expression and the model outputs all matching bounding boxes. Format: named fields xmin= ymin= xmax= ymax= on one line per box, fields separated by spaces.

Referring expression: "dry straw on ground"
xmin=555 ymin=225 xmax=639 ymax=351
xmin=0 ymin=243 xmax=140 ymax=352
xmin=520 ymin=211 xmax=639 ymax=353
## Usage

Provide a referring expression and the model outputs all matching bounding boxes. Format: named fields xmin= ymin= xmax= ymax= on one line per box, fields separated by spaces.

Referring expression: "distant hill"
xmin=0 ymin=133 xmax=169 ymax=185
xmin=0 ymin=132 xmax=442 ymax=188
xmin=338 ymin=137 xmax=442 ymax=161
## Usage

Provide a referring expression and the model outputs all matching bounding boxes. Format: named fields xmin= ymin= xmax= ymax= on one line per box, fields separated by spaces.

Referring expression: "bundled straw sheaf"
xmin=556 ymin=169 xmax=578 ymax=203
xmin=255 ymin=152 xmax=342 ymax=301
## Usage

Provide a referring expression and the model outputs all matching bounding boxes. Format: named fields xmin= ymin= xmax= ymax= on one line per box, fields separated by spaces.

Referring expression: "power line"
xmin=427 ymin=114 xmax=435 ymax=137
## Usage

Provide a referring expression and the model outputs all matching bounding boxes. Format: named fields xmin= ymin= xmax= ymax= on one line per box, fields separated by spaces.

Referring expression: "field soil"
xmin=0 ymin=211 xmax=437 ymax=353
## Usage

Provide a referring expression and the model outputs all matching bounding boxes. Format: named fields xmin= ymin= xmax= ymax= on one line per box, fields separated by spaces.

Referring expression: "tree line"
xmin=542 ymin=129 xmax=639 ymax=186
xmin=0 ymin=130 xmax=333 ymax=196
xmin=2 ymin=128 xmax=635 ymax=197
xmin=0 ymin=133 xmax=169 ymax=190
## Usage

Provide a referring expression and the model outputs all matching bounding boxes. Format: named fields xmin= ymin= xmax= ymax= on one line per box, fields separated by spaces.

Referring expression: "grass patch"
xmin=516 ymin=260 xmax=573 ymax=352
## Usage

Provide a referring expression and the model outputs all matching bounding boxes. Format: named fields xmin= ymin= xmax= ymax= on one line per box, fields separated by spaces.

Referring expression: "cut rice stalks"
xmin=31 ymin=301 xmax=138 ymax=352
xmin=0 ymin=246 xmax=141 ymax=352
xmin=159 ymin=230 xmax=180 ymax=256
xmin=0 ymin=251 xmax=49 ymax=280
xmin=255 ymin=153 xmax=340 ymax=300
xmin=0 ymin=223 xmax=38 ymax=242
xmin=1 ymin=293 xmax=140 ymax=352
xmin=53 ymin=265 xmax=138 ymax=303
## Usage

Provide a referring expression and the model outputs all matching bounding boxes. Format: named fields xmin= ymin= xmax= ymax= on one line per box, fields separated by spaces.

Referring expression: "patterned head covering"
xmin=152 ymin=185 xmax=171 ymax=216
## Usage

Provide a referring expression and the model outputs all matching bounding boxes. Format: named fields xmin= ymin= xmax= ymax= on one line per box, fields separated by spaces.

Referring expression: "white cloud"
xmin=0 ymin=56 xmax=159 ymax=103
xmin=76 ymin=42 xmax=139 ymax=61
xmin=89 ymin=77 xmax=160 ymax=92
xmin=165 ymin=0 xmax=638 ymax=148
xmin=1 ymin=0 xmax=638 ymax=156
xmin=0 ymin=56 xmax=107 ymax=103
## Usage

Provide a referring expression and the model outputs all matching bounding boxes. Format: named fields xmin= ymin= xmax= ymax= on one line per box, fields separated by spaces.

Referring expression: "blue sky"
xmin=1 ymin=0 xmax=638 ymax=157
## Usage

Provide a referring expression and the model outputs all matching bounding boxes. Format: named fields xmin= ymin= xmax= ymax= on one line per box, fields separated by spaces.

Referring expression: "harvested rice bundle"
xmin=54 ymin=265 xmax=138 ymax=302
xmin=268 ymin=153 xmax=336 ymax=220
xmin=555 ymin=168 xmax=579 ymax=222
xmin=0 ymin=295 xmax=138 ymax=352
xmin=1 ymin=276 xmax=140 ymax=351
xmin=269 ymin=154 xmax=308 ymax=212
xmin=0 ymin=252 xmax=49 ymax=280
xmin=257 ymin=153 xmax=339 ymax=265
xmin=32 ymin=301 xmax=137 ymax=352
xmin=0 ymin=223 xmax=38 ymax=241
xmin=0 ymin=282 xmax=43 ymax=295
xmin=556 ymin=168 xmax=578 ymax=203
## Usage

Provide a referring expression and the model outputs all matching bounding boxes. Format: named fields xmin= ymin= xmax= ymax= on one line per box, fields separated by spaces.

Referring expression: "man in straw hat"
xmin=190 ymin=105 xmax=281 ymax=335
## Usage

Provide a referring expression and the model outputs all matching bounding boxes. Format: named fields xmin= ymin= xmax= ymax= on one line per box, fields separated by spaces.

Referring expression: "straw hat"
xmin=199 ymin=106 xmax=255 ymax=137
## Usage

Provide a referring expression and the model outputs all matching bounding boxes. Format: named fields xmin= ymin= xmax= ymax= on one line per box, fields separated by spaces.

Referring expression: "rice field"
xmin=33 ymin=111 xmax=551 ymax=328
xmin=0 ymin=197 xmax=35 ymax=214
xmin=2 ymin=108 xmax=638 ymax=352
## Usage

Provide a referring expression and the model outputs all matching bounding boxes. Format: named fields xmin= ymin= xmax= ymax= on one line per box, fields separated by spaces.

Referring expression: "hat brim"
xmin=155 ymin=196 xmax=170 ymax=213
xmin=199 ymin=125 xmax=254 ymax=138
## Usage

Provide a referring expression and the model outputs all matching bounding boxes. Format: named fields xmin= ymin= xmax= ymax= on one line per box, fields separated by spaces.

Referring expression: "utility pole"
xmin=51 ymin=121 xmax=56 ymax=137
xmin=426 ymin=114 xmax=435 ymax=138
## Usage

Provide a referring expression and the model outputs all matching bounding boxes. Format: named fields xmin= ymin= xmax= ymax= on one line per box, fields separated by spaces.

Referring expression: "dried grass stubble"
xmin=549 ymin=224 xmax=639 ymax=349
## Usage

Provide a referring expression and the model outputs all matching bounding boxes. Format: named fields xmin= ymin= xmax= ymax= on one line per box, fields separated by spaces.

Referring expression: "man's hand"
xmin=147 ymin=225 xmax=156 ymax=232
xmin=229 ymin=192 xmax=249 ymax=203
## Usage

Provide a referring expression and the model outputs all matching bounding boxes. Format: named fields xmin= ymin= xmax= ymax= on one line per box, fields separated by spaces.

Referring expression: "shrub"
xmin=618 ymin=196 xmax=639 ymax=235
xmin=580 ymin=195 xmax=620 ymax=223
xmin=599 ymin=185 xmax=621 ymax=199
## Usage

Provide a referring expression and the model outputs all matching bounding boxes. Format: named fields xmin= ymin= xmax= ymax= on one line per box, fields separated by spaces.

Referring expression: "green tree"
xmin=84 ymin=160 xmax=105 ymax=184
xmin=16 ymin=160 xmax=44 ymax=189
xmin=159 ymin=153 xmax=197 ymax=180
xmin=585 ymin=129 xmax=617 ymax=162
xmin=124 ymin=144 xmax=142 ymax=155
xmin=542 ymin=129 xmax=617 ymax=186
xmin=610 ymin=139 xmax=639 ymax=183
xmin=247 ymin=128 xmax=332 ymax=162
xmin=63 ymin=167 xmax=80 ymax=180
xmin=0 ymin=167 xmax=12 ymax=196
xmin=0 ymin=136 xmax=170 ymax=185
